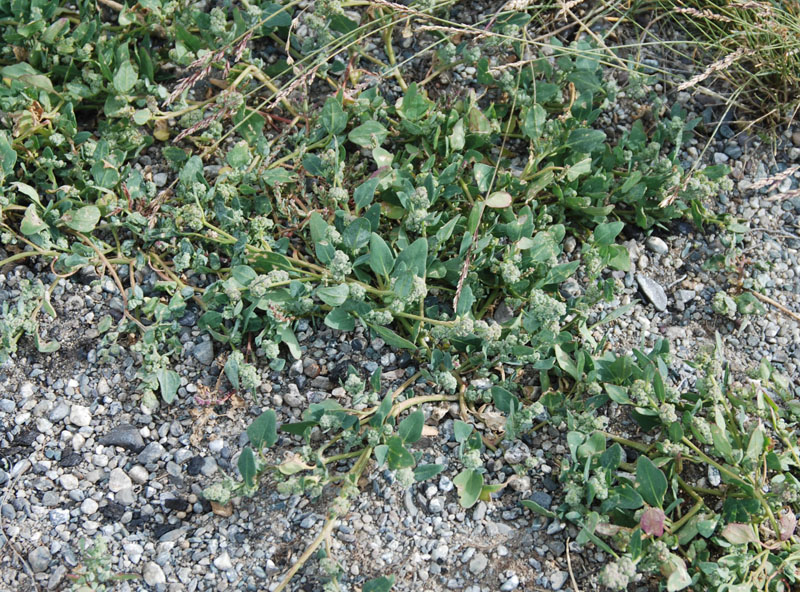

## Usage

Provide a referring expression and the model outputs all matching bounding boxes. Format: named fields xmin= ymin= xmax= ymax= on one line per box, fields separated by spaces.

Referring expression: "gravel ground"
xmin=3 ymin=11 xmax=800 ymax=592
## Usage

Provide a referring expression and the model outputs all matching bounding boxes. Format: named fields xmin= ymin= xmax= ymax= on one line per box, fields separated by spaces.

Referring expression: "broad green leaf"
xmin=721 ymin=523 xmax=758 ymax=545
xmin=231 ymin=265 xmax=257 ymax=286
xmin=324 ymin=307 xmax=355 ymax=331
xmin=224 ymin=353 xmax=240 ymax=390
xmin=12 ymin=182 xmax=42 ymax=206
xmin=453 ymin=420 xmax=472 ymax=443
xmin=414 ymin=464 xmax=445 ymax=481
xmin=485 ymin=191 xmax=512 ymax=208
xmin=238 ymin=446 xmax=256 ymax=488
xmin=321 ymin=96 xmax=348 ymax=135
xmin=398 ymin=409 xmax=424 ymax=444
xmin=1 ymin=63 xmax=54 ymax=93
xmin=0 ymin=131 xmax=17 ymax=178
xmin=386 ymin=436 xmax=415 ymax=469
xmin=316 ymin=284 xmax=349 ymax=306
xmin=113 ymin=60 xmax=138 ymax=94
xmin=636 ymin=456 xmax=667 ymax=508
xmin=473 ymin=163 xmax=494 ymax=192
xmin=363 ymin=575 xmax=395 ymax=592
xmin=453 ymin=468 xmax=483 ymax=508
xmin=521 ymin=104 xmax=546 ymax=140
xmin=449 ymin=119 xmax=465 ymax=151
xmin=593 ymin=221 xmax=624 ymax=246
xmin=400 ymin=83 xmax=431 ymax=121
xmin=156 ymin=368 xmax=180 ymax=404
xmin=369 ymin=233 xmax=394 ymax=277
xmin=226 ymin=142 xmax=251 ymax=168
xmin=247 ymin=410 xmax=277 ymax=450
xmin=277 ymin=326 xmax=301 ymax=359
xmin=62 ymin=206 xmax=101 ymax=233
xmin=666 ymin=559 xmax=692 ymax=591
xmin=567 ymin=128 xmax=606 ymax=153
xmin=20 ymin=205 xmax=47 ymax=236
xmin=354 ymin=176 xmax=380 ymax=209
xmin=133 ymin=108 xmax=151 ymax=125
xmin=348 ymin=120 xmax=388 ymax=148
xmin=393 ymin=237 xmax=427 ymax=278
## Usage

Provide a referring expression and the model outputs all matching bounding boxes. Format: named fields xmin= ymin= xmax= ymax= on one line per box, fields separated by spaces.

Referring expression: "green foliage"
xmin=2 ymin=2 xmax=793 ymax=592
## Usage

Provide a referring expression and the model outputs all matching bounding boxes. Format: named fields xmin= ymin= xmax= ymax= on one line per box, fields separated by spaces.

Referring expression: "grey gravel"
xmin=143 ymin=561 xmax=166 ymax=586
xmin=193 ymin=340 xmax=215 ymax=365
xmin=138 ymin=441 xmax=166 ymax=464
xmin=27 ymin=547 xmax=51 ymax=573
xmin=99 ymin=424 xmax=145 ymax=452
xmin=550 ymin=570 xmax=569 ymax=590
xmin=645 ymin=236 xmax=669 ymax=255
xmin=636 ymin=274 xmax=668 ymax=311
xmin=69 ymin=404 xmax=92 ymax=427
xmin=469 ymin=553 xmax=489 ymax=575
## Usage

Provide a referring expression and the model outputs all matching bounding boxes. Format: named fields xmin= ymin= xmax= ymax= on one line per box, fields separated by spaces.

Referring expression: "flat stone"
xmin=69 ymin=405 xmax=92 ymax=427
xmin=99 ymin=424 xmax=145 ymax=452
xmin=503 ymin=441 xmax=530 ymax=465
xmin=529 ymin=491 xmax=553 ymax=510
xmin=129 ymin=465 xmax=149 ymax=484
xmin=49 ymin=509 xmax=70 ymax=526
xmin=116 ymin=487 xmax=136 ymax=506
xmin=143 ymin=561 xmax=166 ymax=586
xmin=138 ymin=441 xmax=166 ymax=465
xmin=28 ymin=547 xmax=51 ymax=572
xmin=108 ymin=468 xmax=132 ymax=492
xmin=81 ymin=498 xmax=99 ymax=515
xmin=468 ymin=553 xmax=488 ymax=575
xmin=636 ymin=274 xmax=668 ymax=312
xmin=59 ymin=474 xmax=79 ymax=490
xmin=49 ymin=402 xmax=70 ymax=422
xmin=645 ymin=236 xmax=668 ymax=255
xmin=284 ymin=384 xmax=305 ymax=408
xmin=501 ymin=575 xmax=520 ymax=591
xmin=550 ymin=571 xmax=569 ymax=590
xmin=193 ymin=341 xmax=215 ymax=365
xmin=213 ymin=552 xmax=233 ymax=571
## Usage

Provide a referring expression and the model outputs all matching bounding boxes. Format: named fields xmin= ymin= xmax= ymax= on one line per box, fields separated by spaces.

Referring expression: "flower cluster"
xmin=599 ymin=557 xmax=638 ymax=591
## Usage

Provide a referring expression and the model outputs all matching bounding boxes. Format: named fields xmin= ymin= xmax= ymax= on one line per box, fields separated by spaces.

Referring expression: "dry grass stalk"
xmin=749 ymin=164 xmax=800 ymax=191
xmin=557 ymin=0 xmax=584 ymax=18
xmin=676 ymin=47 xmax=752 ymax=91
xmin=673 ymin=7 xmax=733 ymax=22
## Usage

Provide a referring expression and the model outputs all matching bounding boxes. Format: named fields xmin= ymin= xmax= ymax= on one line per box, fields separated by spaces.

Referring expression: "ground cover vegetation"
xmin=0 ymin=0 xmax=798 ymax=590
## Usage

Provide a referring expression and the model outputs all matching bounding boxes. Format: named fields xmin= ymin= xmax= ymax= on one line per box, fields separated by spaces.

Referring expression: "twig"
xmin=566 ymin=537 xmax=580 ymax=592
xmin=96 ymin=0 xmax=124 ymax=11
xmin=748 ymin=290 xmax=800 ymax=323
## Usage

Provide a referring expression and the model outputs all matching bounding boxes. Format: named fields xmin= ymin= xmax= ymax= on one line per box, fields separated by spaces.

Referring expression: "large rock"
xmin=636 ymin=274 xmax=668 ymax=312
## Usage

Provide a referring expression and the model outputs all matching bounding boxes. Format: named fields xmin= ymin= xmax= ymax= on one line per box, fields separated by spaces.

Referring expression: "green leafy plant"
xmin=67 ymin=537 xmax=137 ymax=591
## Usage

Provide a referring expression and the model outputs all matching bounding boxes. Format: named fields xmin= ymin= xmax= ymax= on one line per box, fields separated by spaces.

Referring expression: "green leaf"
xmin=61 ymin=205 xmax=101 ymax=233
xmin=1 ymin=63 xmax=54 ymax=93
xmin=373 ymin=444 xmax=389 ymax=466
xmin=521 ymin=104 xmax=546 ymax=140
xmin=398 ymin=409 xmax=424 ymax=444
xmin=520 ymin=499 xmax=557 ymax=518
xmin=113 ymin=60 xmax=138 ymax=94
xmin=368 ymin=324 xmax=417 ymax=350
xmin=666 ymin=559 xmax=692 ymax=591
xmin=636 ymin=456 xmax=667 ymax=508
xmin=393 ymin=237 xmax=427 ymax=278
xmin=593 ymin=221 xmax=624 ymax=246
xmin=453 ymin=468 xmax=483 ymax=508
xmin=321 ymin=96 xmax=348 ymax=135
xmin=133 ymin=108 xmax=151 ymax=125
xmin=156 ymin=368 xmax=180 ymax=404
xmin=567 ymin=128 xmax=606 ymax=153
xmin=316 ymin=284 xmax=349 ymax=306
xmin=247 ymin=410 xmax=277 ymax=450
xmin=386 ymin=436 xmax=415 ymax=469
xmin=324 ymin=307 xmax=355 ymax=331
xmin=0 ymin=131 xmax=17 ymax=178
xmin=453 ymin=420 xmax=472 ymax=443
xmin=369 ymin=233 xmax=394 ymax=277
xmin=400 ymin=83 xmax=431 ymax=121
xmin=721 ymin=523 xmax=758 ymax=546
xmin=232 ymin=265 xmax=257 ymax=286
xmin=363 ymin=575 xmax=395 ymax=592
xmin=238 ymin=446 xmax=256 ymax=488
xmin=277 ymin=326 xmax=301 ymax=359
xmin=226 ymin=142 xmax=251 ymax=168
xmin=20 ymin=205 xmax=47 ymax=236
xmin=473 ymin=163 xmax=494 ymax=192
xmin=485 ymin=191 xmax=512 ymax=208
xmin=413 ymin=464 xmax=445 ymax=481
xmin=354 ymin=176 xmax=381 ymax=210
xmin=348 ymin=120 xmax=388 ymax=148
xmin=224 ymin=353 xmax=240 ymax=390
